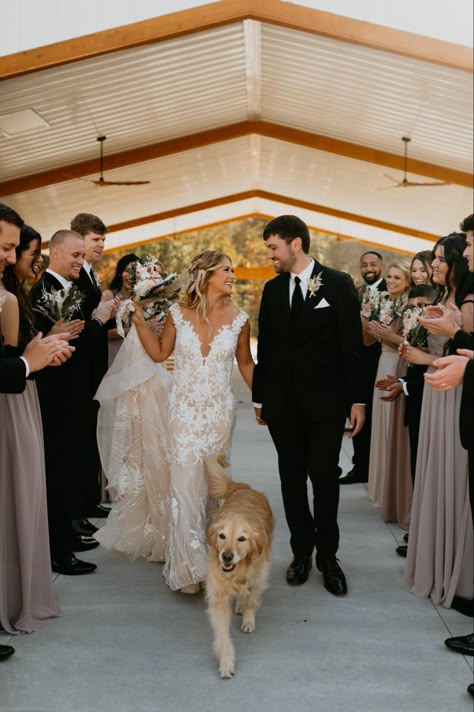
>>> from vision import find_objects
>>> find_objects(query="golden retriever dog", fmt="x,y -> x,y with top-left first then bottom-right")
205,454 -> 274,678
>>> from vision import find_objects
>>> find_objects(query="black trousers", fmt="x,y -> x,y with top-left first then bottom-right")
351,347 -> 380,475
268,399 -> 346,561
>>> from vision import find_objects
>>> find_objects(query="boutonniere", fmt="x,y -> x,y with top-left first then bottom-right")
93,270 -> 101,286
0,295 -> 5,313
307,271 -> 323,298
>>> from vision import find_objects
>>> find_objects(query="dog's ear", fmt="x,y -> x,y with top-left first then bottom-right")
207,521 -> 219,547
251,529 -> 263,557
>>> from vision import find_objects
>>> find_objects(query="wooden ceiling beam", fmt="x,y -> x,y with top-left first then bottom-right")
0,0 -> 471,80
1,120 -> 470,198
105,188 -> 439,242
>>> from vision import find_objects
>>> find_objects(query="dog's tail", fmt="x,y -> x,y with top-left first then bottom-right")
206,453 -> 249,500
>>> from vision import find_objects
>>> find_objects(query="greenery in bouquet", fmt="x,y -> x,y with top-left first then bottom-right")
33,283 -> 85,323
373,291 -> 404,326
360,288 -> 380,320
116,254 -> 182,336
401,305 -> 429,348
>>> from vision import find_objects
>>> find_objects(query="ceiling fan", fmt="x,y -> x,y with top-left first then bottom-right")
381,136 -> 450,188
89,135 -> 150,186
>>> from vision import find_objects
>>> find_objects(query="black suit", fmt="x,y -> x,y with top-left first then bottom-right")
30,271 -> 104,559
0,338 -> 26,393
350,278 -> 387,478
402,364 -> 427,483
74,267 -> 109,496
253,260 -> 365,560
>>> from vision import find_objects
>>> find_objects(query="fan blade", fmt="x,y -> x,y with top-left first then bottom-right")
90,179 -> 151,186
383,174 -> 400,184
401,180 -> 450,187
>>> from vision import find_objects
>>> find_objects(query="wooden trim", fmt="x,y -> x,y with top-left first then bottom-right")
47,188 -> 440,249
1,121 -> 470,197
1,0 -> 471,80
98,209 -> 415,260
104,188 -> 439,242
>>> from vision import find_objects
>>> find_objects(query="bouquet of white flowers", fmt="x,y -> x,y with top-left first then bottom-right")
116,255 -> 181,337
33,283 -> 85,323
360,289 -> 380,320
374,291 -> 404,326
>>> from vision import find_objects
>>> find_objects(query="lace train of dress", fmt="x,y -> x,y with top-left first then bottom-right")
94,325 -> 171,561
163,304 -> 248,591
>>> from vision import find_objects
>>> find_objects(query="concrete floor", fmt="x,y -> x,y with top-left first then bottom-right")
2,376 -> 473,712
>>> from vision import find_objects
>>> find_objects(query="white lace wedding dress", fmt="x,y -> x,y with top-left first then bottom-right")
94,325 -> 171,561
163,303 -> 249,590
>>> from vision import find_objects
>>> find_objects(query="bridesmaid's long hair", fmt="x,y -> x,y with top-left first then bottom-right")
2,224 -> 41,347
432,233 -> 469,306
109,253 -> 140,293
181,250 -> 232,329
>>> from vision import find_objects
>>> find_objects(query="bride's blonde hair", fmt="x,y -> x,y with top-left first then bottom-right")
181,250 -> 232,329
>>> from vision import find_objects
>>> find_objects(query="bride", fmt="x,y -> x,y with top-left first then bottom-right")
97,251 -> 254,594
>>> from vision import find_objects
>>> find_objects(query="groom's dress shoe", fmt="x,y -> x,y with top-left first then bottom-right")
86,504 -> 110,518
52,555 -> 97,575
317,557 -> 348,595
72,518 -> 98,536
0,645 -> 15,661
72,535 -> 100,552
444,633 -> 474,656
468,683 -> 474,699
286,556 -> 312,585
396,545 -> 408,558
339,469 -> 367,485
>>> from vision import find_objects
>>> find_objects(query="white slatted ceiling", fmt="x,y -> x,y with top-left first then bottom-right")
260,24 -> 473,172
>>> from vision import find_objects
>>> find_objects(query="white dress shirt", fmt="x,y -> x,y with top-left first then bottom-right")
289,259 -> 315,304
46,268 -> 71,289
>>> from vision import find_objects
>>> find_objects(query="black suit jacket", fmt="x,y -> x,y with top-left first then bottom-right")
74,267 -> 101,320
0,337 -> 26,393
460,360 -> 474,452
74,266 -> 109,391
253,260 -> 365,422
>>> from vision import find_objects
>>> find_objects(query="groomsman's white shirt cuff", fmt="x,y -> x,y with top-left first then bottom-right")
20,356 -> 30,378
398,378 -> 409,396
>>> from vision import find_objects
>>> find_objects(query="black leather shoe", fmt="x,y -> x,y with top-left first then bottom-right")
403,532 -> 409,543
468,683 -> 474,699
316,556 -> 348,595
71,535 -> 100,552
396,544 -> 408,558
72,518 -> 98,536
444,633 -> 474,656
86,504 -> 111,518
286,556 -> 312,585
0,645 -> 15,662
51,555 -> 97,575
339,469 -> 368,485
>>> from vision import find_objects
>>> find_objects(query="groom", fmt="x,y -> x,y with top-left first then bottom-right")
253,215 -> 365,595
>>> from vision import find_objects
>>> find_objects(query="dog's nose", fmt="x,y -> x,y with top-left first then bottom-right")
222,552 -> 234,564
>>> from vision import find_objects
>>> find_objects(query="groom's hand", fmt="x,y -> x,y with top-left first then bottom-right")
348,404 -> 365,438
254,406 -> 267,426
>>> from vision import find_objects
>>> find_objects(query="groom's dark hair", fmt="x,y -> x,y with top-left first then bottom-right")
263,215 -> 310,253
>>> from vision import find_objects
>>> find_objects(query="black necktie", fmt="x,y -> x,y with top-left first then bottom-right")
89,270 -> 100,293
291,276 -> 304,319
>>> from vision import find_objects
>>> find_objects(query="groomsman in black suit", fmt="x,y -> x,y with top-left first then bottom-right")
70,213 -> 111,519
0,205 -> 74,660
340,250 -> 386,484
253,215 -> 365,595
30,230 -> 115,575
